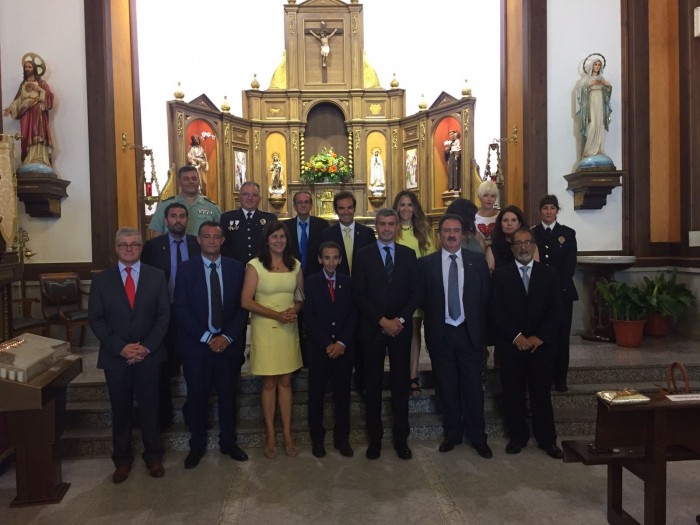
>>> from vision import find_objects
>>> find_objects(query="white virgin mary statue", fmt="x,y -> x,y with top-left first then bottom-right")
369,149 -> 385,193
576,53 -> 615,171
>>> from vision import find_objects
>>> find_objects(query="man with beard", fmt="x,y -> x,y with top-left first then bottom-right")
142,202 -> 200,428
489,228 -> 563,459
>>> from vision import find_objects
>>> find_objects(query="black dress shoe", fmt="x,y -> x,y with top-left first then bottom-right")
438,438 -> 460,453
506,441 -> 525,455
365,442 -> 381,460
540,444 -> 563,459
394,443 -> 412,460
334,441 -> 354,457
221,444 -> 248,462
312,442 -> 327,458
473,443 -> 493,459
553,384 -> 569,393
184,448 -> 205,469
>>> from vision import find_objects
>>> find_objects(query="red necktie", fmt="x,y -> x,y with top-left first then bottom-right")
125,267 -> 136,309
327,279 -> 335,302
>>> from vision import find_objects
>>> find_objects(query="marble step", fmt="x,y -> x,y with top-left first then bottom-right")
66,363 -> 700,402
59,405 -> 597,458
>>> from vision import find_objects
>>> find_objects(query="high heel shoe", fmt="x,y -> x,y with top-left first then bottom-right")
264,432 -> 277,459
284,437 -> 298,458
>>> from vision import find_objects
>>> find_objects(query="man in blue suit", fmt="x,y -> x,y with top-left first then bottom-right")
89,227 -> 171,483
303,241 -> 356,458
175,221 -> 249,469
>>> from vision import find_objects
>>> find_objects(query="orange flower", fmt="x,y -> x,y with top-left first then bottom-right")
329,165 -> 338,173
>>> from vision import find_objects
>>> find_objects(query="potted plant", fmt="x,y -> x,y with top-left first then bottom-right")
641,271 -> 696,336
596,280 -> 649,347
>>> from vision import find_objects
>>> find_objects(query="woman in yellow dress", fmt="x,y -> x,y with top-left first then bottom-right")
242,222 -> 303,458
393,190 -> 436,396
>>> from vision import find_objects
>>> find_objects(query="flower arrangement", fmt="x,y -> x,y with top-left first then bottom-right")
301,147 -> 353,184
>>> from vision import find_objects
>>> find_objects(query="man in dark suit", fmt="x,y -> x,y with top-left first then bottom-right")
319,190 -> 376,277
419,214 -> 493,458
283,191 -> 329,277
303,241 -> 356,458
88,227 -> 170,483
220,181 -> 276,264
175,221 -> 250,469
141,202 -> 201,428
353,208 -> 420,460
489,228 -> 563,459
532,194 -> 578,392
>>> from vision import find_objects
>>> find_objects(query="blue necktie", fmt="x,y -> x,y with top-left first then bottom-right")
384,246 -> 393,282
448,254 -> 460,321
521,266 -> 530,293
300,222 -> 308,270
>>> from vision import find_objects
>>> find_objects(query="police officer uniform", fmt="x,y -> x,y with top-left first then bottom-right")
220,208 -> 277,264
532,221 -> 578,391
149,194 -> 222,237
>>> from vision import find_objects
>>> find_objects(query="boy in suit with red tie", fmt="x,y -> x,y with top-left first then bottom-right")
303,241 -> 357,458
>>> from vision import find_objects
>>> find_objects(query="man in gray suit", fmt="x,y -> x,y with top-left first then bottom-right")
419,214 -> 492,458
89,227 -> 171,483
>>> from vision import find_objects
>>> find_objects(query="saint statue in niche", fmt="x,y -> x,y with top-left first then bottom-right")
575,53 -> 615,170
369,148 -> 385,194
443,129 -> 461,191
187,135 -> 209,194
3,53 -> 54,169
269,152 -> 285,194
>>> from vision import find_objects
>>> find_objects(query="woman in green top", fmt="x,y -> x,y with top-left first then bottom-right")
393,190 -> 436,396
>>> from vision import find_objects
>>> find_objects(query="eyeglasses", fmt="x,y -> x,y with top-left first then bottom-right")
117,243 -> 142,250
511,240 -> 535,247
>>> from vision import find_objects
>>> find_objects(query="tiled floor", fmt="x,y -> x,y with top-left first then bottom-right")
1,439 -> 699,524
2,335 -> 699,524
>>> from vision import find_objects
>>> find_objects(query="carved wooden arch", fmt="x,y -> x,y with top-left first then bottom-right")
301,98 -> 351,122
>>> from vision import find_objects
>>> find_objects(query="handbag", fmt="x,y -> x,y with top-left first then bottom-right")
659,361 -> 692,395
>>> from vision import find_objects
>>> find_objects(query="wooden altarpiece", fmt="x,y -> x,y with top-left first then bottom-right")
165,0 -> 477,223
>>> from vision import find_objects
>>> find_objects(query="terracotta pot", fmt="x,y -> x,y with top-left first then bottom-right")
644,314 -> 671,337
613,319 -> 646,348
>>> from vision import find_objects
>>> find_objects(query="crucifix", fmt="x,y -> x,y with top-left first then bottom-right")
305,20 -> 343,82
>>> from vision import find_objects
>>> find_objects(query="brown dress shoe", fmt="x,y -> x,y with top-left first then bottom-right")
147,462 -> 165,478
112,465 -> 131,484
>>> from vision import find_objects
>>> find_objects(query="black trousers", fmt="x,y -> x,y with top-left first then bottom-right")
307,345 -> 353,443
429,323 -> 487,445
498,345 -> 557,447
104,361 -> 163,467
362,329 -> 411,445
181,346 -> 243,451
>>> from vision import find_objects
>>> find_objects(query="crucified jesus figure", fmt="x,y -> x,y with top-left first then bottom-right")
309,28 -> 338,68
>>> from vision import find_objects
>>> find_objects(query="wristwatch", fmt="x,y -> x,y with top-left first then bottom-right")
399,317 -> 405,324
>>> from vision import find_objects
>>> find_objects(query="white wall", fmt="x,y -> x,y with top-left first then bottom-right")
1,0 -> 91,263
136,0 -> 501,195
547,0 -> 622,251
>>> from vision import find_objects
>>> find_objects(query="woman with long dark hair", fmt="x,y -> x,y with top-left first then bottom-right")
242,221 -> 303,458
